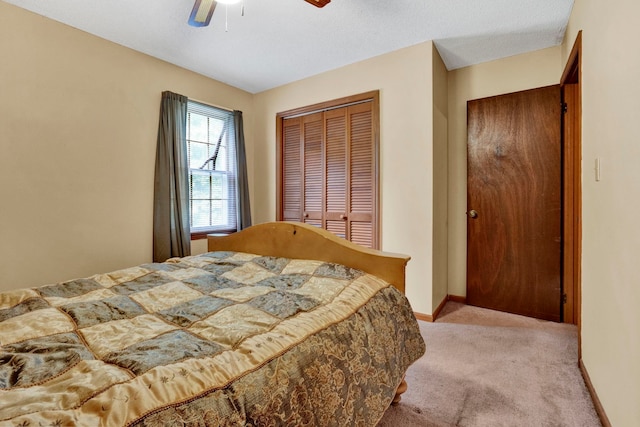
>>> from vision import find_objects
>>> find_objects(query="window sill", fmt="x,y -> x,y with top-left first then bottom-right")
191,230 -> 235,240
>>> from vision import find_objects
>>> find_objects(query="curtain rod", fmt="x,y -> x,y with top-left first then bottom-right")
188,97 -> 234,112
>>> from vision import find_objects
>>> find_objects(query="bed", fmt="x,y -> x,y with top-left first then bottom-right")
0,222 -> 425,426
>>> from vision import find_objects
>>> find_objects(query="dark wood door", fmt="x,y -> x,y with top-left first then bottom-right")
467,85 -> 562,321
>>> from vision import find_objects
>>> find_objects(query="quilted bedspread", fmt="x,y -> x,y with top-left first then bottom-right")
0,251 -> 425,426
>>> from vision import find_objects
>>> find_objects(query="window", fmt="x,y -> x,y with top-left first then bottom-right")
186,101 -> 237,237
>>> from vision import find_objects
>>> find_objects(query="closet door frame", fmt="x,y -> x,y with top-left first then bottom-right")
276,90 -> 380,248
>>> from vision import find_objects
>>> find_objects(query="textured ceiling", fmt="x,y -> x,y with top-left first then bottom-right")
3,0 -> 574,94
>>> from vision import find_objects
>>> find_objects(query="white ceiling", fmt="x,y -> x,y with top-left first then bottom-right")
3,0 -> 574,94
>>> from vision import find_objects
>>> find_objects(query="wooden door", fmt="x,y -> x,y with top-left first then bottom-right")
467,85 -> 562,322
323,103 -> 376,247
324,108 -> 348,239
277,91 -> 380,249
302,112 -> 324,228
280,113 -> 326,228
347,102 -> 376,248
281,117 -> 302,222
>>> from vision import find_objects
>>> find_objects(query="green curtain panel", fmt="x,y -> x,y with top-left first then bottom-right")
153,91 -> 191,262
233,110 -> 252,230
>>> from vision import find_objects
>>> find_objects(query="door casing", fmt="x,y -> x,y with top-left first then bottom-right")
560,31 -> 583,328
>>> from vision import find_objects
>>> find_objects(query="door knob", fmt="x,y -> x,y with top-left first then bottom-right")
468,210 -> 478,219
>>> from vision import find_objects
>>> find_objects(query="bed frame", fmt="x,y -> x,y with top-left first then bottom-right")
207,221 -> 410,293
207,221 -> 412,404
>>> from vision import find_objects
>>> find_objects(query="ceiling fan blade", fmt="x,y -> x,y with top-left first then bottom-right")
189,0 -> 217,27
304,0 -> 331,7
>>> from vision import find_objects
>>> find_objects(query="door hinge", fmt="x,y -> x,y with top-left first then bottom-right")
562,293 -> 568,304
561,102 -> 568,113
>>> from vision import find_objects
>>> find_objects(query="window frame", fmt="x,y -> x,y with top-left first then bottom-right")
186,101 -> 238,240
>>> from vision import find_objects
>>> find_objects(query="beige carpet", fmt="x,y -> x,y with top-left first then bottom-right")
378,302 -> 601,427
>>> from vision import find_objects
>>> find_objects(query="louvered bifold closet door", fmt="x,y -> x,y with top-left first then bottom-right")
278,92 -> 379,249
282,117 -> 303,221
302,112 -> 324,228
324,108 -> 348,239
348,102 -> 376,248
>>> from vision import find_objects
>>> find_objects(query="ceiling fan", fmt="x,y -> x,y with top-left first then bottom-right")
189,0 -> 331,27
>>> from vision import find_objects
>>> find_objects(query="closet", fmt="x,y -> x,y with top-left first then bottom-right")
276,91 -> 379,249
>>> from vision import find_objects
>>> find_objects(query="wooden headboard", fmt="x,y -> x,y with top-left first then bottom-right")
207,221 -> 410,293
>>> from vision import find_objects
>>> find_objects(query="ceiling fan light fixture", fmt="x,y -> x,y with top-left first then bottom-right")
304,0 -> 331,7
189,0 -> 327,29
188,0 -> 217,27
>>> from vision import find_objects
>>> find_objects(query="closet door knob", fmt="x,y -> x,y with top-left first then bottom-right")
340,214 -> 347,220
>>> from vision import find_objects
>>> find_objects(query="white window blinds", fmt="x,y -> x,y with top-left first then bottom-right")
186,101 -> 237,233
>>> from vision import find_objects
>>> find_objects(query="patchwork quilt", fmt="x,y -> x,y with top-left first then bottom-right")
0,251 -> 425,426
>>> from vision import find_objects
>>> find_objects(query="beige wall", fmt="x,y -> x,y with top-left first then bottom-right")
563,1 -> 640,425
253,42 -> 435,314
4,5 -> 638,423
446,46 -> 562,297
432,45 -> 449,312
0,3 -> 254,290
